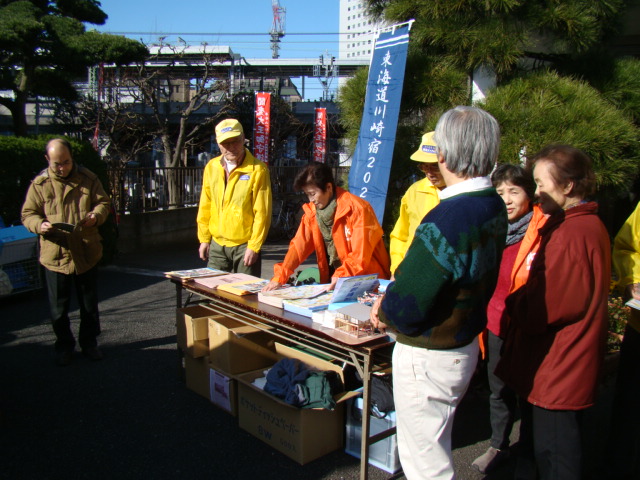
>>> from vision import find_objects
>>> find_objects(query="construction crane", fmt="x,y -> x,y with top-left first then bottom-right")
270,0 -> 286,59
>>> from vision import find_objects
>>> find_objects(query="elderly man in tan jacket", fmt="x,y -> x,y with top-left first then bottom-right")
22,138 -> 110,366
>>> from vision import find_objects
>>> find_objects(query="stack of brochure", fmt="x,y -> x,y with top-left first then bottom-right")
281,292 -> 334,317
258,284 -> 329,308
281,274 -> 379,318
164,267 -> 227,283
193,273 -> 264,293
216,278 -> 269,296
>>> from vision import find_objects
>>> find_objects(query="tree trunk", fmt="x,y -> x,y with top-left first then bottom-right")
11,93 -> 28,137
161,135 -> 181,209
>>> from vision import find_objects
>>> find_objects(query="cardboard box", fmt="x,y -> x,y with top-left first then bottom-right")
176,305 -> 213,358
210,368 -> 237,416
345,396 -> 401,474
208,315 -> 277,374
236,343 -> 356,464
185,355 -> 210,400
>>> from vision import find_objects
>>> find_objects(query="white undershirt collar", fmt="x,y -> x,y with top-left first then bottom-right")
438,176 -> 492,200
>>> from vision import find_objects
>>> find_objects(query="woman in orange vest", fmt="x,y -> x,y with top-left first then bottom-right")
472,164 -> 547,474
263,162 -> 390,291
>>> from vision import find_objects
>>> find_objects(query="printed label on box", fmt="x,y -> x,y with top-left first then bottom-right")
210,369 -> 232,412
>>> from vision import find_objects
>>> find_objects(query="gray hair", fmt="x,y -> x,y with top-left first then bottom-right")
434,106 -> 500,178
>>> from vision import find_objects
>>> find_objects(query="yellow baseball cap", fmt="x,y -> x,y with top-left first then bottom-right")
215,119 -> 244,143
410,131 -> 438,163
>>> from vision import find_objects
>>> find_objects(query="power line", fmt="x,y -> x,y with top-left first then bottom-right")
102,31 -> 342,36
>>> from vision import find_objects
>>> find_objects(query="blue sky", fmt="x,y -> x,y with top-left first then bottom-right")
96,0 -> 340,58
94,1 -> 340,98
95,0 -> 339,58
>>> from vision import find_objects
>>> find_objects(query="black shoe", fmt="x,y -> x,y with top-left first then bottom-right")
57,350 -> 74,366
82,346 -> 103,361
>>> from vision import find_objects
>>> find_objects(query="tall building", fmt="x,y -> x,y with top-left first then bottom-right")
338,0 -> 385,60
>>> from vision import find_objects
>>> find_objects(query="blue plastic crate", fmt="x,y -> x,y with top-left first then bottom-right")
0,226 -> 38,265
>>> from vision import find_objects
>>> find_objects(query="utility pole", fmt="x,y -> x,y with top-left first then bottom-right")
270,0 -> 286,59
313,52 -> 338,101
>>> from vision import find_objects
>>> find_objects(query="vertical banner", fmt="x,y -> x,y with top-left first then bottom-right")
313,107 -> 327,163
348,23 -> 412,224
254,92 -> 271,164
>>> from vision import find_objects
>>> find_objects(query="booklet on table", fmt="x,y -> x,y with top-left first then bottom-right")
165,267 -> 227,283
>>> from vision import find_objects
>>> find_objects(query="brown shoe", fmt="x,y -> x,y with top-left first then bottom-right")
82,346 -> 103,361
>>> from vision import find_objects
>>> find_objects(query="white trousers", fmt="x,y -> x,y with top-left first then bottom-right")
393,339 -> 479,480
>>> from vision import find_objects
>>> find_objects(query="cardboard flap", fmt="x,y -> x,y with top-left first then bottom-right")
334,390 -> 359,404
191,317 -> 209,341
232,324 -> 270,337
274,343 -> 344,381
236,343 -> 359,407
190,339 -> 209,358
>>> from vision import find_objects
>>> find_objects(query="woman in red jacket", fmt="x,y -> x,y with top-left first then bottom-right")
497,145 -> 611,480
263,162 -> 390,291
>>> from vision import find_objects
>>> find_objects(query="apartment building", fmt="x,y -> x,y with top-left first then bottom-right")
338,0 -> 385,60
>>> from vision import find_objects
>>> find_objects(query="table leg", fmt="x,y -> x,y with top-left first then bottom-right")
360,353 -> 372,480
175,282 -> 183,308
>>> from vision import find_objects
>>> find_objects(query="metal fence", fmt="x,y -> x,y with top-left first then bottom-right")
107,166 -> 204,214
106,164 -> 350,215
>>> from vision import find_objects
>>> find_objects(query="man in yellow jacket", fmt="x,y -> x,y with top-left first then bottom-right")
197,119 -> 272,277
21,138 -> 110,366
389,132 -> 445,275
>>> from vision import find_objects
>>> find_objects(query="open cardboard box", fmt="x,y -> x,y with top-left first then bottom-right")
208,315 -> 277,374
236,343 -> 358,464
176,305 -> 214,358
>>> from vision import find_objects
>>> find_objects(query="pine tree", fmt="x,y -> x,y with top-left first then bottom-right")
0,0 -> 147,136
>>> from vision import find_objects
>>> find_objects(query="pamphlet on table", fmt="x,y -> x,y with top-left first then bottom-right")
165,267 -> 227,283
281,273 -> 379,317
258,284 -> 329,308
216,278 -> 269,296
193,272 -> 263,290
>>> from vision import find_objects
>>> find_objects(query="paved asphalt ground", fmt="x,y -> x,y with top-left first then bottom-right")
0,239 -> 616,479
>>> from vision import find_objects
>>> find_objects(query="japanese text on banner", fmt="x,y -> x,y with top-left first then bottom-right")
254,92 -> 271,164
313,108 -> 327,163
347,25 -> 411,224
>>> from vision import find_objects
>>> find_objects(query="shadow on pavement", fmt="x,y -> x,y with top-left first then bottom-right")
0,248 -> 617,479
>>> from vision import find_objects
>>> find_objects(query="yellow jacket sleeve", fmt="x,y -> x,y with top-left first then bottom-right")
613,202 -> 640,288
247,165 -> 272,253
196,161 -> 214,244
389,191 -> 412,274
389,178 -> 440,274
